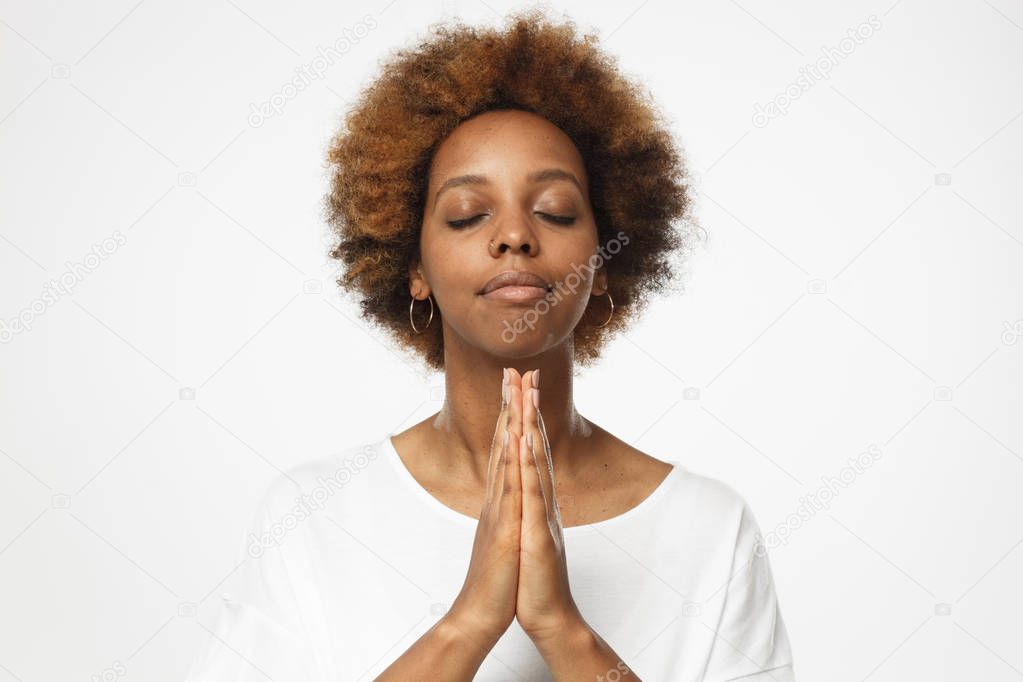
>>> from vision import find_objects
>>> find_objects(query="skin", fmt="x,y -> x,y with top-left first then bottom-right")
401,109 -> 672,517
381,109 -> 673,679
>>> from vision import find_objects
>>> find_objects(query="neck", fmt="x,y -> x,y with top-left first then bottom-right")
424,327 -> 594,487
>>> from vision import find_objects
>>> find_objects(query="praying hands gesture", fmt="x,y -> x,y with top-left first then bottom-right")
448,368 -> 640,680
512,367 -> 579,640
378,368 -> 639,680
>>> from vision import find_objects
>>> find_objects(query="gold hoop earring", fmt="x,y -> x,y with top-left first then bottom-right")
595,291 -> 614,327
409,294 -> 434,334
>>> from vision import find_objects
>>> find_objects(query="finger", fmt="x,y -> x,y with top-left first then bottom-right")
507,368 -> 523,412
502,411 -> 522,521
499,379 -> 523,516
485,368 -> 511,505
505,369 -> 523,442
521,371 -> 557,527
520,430 -> 550,536
531,408 -> 564,531
486,426 -> 510,507
520,370 -> 541,473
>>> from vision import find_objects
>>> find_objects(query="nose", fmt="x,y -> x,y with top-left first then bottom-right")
489,216 -> 539,256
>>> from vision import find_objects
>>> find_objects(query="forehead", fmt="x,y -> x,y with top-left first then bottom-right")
427,109 -> 588,190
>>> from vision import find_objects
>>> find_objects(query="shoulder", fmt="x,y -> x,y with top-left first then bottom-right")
666,466 -> 771,561
609,434 -> 750,519
249,438 -> 389,523
608,433 -> 760,539
599,430 -> 757,536
673,466 -> 751,516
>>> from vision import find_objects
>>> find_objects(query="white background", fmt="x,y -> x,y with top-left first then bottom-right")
1,0 -> 1021,680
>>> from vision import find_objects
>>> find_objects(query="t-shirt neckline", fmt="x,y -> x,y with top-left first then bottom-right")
381,433 -> 682,535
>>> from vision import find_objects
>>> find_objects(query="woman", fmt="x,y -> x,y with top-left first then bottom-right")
186,9 -> 794,681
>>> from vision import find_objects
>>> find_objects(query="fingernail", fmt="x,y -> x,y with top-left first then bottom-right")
527,432 -> 534,450
533,368 -> 540,389
502,368 -> 509,404
531,387 -> 539,410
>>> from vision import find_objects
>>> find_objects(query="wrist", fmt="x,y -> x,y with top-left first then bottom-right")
537,619 -> 597,673
441,609 -> 505,651
530,611 -> 592,656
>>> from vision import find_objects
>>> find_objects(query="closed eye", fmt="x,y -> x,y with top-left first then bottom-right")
446,214 -> 487,229
446,212 -> 576,229
539,212 -> 576,225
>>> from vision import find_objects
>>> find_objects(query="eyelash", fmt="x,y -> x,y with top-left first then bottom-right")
446,213 -> 576,229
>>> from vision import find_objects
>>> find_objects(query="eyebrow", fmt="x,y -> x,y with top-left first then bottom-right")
433,168 -> 584,207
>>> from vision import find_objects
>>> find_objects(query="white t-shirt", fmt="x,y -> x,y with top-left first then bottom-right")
185,435 -> 796,681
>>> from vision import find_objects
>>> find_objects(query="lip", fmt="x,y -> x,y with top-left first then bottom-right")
480,285 -> 550,302
478,270 -> 551,296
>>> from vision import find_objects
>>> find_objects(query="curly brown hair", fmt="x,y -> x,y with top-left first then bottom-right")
323,8 -> 700,371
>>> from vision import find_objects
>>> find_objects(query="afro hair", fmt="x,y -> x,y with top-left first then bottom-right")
323,7 -> 700,371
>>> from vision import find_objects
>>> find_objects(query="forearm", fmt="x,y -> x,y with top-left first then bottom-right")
375,613 -> 500,681
535,620 -> 642,682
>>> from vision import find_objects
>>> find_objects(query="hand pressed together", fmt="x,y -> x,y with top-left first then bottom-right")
446,367 -> 582,647
512,368 -> 583,643
442,368 -> 642,680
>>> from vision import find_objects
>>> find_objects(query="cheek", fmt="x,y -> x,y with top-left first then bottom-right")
552,241 -> 600,284
420,241 -> 482,301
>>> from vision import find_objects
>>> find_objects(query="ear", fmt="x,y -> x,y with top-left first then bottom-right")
408,258 -> 431,299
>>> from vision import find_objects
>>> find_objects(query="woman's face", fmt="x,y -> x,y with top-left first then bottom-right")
412,108 -> 607,360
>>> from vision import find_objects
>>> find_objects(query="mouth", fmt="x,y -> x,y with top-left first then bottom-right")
478,270 -> 553,301
480,285 -> 550,302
